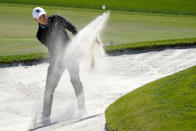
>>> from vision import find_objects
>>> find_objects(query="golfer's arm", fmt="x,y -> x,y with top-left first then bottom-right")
59,16 -> 78,35
36,33 -> 47,45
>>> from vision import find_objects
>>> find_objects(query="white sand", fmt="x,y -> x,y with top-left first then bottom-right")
1,47 -> 196,131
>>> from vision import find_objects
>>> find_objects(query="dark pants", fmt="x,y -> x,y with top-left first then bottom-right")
42,53 -> 85,118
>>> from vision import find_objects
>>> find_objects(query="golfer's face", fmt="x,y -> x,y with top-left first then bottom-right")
37,14 -> 48,24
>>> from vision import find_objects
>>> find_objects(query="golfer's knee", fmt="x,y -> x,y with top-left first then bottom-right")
70,78 -> 82,86
44,87 -> 55,97
70,79 -> 83,95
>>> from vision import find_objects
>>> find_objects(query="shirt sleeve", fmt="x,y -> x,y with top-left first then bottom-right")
36,30 -> 47,45
56,15 -> 78,35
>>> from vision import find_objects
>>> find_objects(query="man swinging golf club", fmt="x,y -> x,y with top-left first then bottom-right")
32,7 -> 85,125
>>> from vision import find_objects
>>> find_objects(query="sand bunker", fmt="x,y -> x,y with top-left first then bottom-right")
1,47 -> 196,131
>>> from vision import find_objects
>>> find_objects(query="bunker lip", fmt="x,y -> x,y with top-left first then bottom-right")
106,44 -> 196,56
1,45 -> 196,68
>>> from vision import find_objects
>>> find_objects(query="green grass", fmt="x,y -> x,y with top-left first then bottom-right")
1,3 -> 196,63
105,37 -> 196,53
1,0 -> 196,15
105,66 -> 196,131
0,52 -> 49,64
1,38 -> 196,64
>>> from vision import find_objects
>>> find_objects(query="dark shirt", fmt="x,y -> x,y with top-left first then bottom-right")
36,14 -> 78,57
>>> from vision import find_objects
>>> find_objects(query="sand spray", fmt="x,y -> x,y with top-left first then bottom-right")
62,11 -> 109,69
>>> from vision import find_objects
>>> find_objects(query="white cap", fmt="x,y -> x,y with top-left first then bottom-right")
32,7 -> 46,19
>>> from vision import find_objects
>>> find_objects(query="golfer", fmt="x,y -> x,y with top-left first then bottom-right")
32,7 -> 85,124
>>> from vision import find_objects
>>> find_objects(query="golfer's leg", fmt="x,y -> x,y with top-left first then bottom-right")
42,62 -> 65,118
68,63 -> 85,111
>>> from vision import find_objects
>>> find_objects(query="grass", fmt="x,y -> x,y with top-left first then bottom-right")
105,65 -> 196,131
105,37 -> 196,53
1,3 -> 196,63
0,52 -> 49,64
1,37 -> 196,64
1,0 -> 196,15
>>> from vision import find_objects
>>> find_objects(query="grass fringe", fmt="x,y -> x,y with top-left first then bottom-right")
1,38 -> 196,64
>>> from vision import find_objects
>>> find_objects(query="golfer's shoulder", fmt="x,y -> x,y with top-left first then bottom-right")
49,14 -> 68,22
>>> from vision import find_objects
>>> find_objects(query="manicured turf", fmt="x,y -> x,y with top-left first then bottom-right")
1,0 -> 196,15
1,37 -> 196,64
105,37 -> 196,53
105,66 -> 196,131
1,3 -> 196,63
0,52 -> 49,64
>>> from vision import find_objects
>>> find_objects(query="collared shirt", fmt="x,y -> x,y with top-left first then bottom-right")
39,24 -> 47,29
